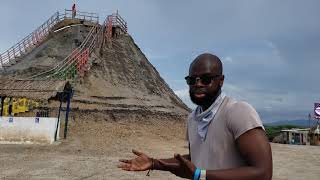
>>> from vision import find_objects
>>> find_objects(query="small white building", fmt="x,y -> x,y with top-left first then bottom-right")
280,128 -> 310,145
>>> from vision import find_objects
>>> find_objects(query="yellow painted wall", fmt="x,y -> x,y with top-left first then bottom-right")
0,97 -> 40,116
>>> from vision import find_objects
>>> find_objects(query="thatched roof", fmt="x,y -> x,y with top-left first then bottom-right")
0,79 -> 71,101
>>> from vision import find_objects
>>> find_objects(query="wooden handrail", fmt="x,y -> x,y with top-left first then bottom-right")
63,9 -> 99,23
50,25 -> 101,77
110,12 -> 127,32
0,11 -> 60,68
5,10 -> 128,82
0,10 -> 100,69
26,12 -> 127,80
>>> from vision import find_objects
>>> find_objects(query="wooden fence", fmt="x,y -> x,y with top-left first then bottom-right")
0,10 -> 99,69
0,12 -> 60,68
3,10 -> 128,82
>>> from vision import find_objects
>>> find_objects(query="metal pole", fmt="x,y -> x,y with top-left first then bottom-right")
54,99 -> 63,141
309,113 -> 311,130
63,91 -> 72,139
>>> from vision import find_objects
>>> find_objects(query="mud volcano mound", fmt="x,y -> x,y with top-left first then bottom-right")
0,12 -> 190,121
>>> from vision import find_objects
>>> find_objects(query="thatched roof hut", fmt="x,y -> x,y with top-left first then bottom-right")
0,78 -> 72,101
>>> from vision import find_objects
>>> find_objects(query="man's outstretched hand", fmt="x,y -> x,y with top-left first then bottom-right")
167,153 -> 195,179
118,149 -> 152,171
118,150 -> 196,179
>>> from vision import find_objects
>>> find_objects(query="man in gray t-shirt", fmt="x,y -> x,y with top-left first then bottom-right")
119,53 -> 272,180
187,96 -> 266,170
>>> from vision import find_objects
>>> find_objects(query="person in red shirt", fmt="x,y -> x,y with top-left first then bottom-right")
72,4 -> 76,18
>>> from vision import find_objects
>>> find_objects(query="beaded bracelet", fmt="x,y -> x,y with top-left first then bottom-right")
146,158 -> 154,176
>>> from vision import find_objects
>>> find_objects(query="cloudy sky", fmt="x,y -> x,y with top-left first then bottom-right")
0,0 -> 319,122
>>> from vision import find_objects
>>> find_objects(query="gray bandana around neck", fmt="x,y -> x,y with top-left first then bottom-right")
192,92 -> 226,141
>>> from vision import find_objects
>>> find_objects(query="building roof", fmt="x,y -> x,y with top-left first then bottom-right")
281,128 -> 310,133
0,78 -> 71,101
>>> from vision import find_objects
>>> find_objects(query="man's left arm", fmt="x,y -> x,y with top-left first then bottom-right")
172,128 -> 272,180
205,127 -> 272,180
171,101 -> 272,180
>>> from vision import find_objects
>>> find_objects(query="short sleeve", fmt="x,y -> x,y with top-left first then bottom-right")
227,101 -> 264,140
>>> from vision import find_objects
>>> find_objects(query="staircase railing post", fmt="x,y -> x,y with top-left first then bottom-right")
22,40 -> 26,53
56,11 -> 60,22
7,51 -> 10,62
18,44 -> 22,56
0,55 -> 4,68
12,48 -> 16,58
46,20 -> 50,34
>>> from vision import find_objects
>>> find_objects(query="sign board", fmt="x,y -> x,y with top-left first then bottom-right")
35,117 -> 39,123
315,103 -> 320,119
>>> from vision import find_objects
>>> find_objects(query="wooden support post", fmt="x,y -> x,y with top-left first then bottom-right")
46,20 -> 50,33
35,30 -> 39,44
12,48 -> 16,58
0,55 -> 4,68
18,44 -> 22,56
32,33 -> 36,46
0,96 -> 5,116
38,27 -> 42,41
22,40 -> 27,53
7,51 -> 10,61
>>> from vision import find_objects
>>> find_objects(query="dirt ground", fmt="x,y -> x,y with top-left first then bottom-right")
0,115 -> 320,180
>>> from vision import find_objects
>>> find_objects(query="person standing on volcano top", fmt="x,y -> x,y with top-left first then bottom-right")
72,4 -> 76,18
118,53 -> 272,180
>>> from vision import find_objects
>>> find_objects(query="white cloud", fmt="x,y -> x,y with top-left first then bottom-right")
174,83 -> 307,121
222,56 -> 233,63
174,88 -> 196,109
174,89 -> 188,97
223,82 -> 316,121
264,40 -> 282,60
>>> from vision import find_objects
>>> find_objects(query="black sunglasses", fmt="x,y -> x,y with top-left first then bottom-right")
184,74 -> 221,86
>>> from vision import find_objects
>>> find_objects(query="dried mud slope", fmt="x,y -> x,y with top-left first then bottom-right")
0,24 -> 190,117
73,34 -> 190,116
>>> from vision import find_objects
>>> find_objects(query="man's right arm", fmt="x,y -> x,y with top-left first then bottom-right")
152,144 -> 192,178
153,154 -> 191,171
118,145 -> 191,176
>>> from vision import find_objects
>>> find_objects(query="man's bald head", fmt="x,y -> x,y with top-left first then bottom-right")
189,53 -> 223,75
187,53 -> 224,109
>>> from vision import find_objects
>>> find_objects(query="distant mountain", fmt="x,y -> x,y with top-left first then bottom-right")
265,119 -> 319,127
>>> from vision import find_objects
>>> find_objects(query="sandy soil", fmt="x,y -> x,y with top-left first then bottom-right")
0,115 -> 319,180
